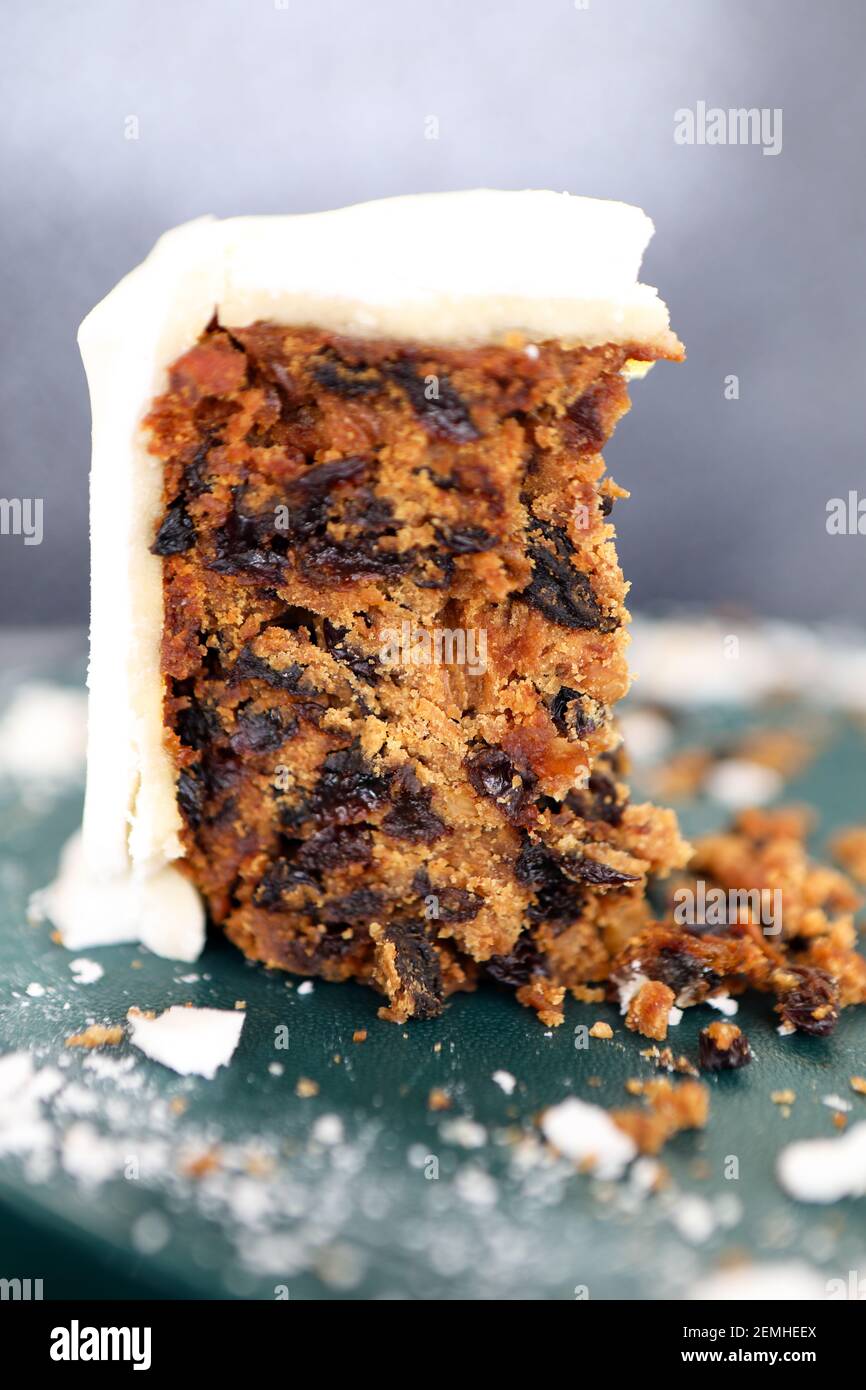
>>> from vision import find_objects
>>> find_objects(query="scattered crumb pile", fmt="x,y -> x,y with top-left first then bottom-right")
610,807 -> 866,1045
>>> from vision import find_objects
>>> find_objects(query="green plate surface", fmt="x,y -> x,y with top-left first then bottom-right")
1,632 -> 865,1300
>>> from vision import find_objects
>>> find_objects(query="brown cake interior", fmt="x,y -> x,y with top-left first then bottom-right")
145,321 -> 688,1024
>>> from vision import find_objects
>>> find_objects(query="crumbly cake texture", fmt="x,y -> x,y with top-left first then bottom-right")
611,807 -> 866,1041
146,321 -> 690,1023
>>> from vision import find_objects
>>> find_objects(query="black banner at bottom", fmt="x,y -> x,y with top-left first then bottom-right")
0,1296 -> 855,1374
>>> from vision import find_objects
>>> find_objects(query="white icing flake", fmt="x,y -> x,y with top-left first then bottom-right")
822,1094 -> 853,1113
704,759 -> 783,809
691,1262 -> 829,1301
127,1006 -> 245,1079
707,992 -> 739,1017
439,1117 -> 487,1150
69,958 -> 104,985
776,1122 -> 866,1203
540,1097 -> 636,1179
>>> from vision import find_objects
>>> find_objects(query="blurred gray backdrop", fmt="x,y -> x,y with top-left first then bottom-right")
2,0 -> 864,625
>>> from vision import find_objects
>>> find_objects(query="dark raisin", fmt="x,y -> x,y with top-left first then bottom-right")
560,855 -> 639,888
301,537 -> 413,583
566,771 -> 626,827
549,687 -> 600,740
649,945 -> 720,1001
200,749 -> 241,802
385,360 -> 479,442
382,768 -> 447,845
411,868 -> 483,923
699,1024 -> 752,1072
466,747 -> 515,800
514,841 -> 586,926
297,824 -> 372,874
414,465 -> 460,490
312,356 -> 381,399
412,547 -> 454,589
151,499 -> 195,556
433,524 -> 495,554
464,745 -> 537,827
515,840 -> 556,887
776,967 -> 839,1037
230,646 -> 306,692
253,853 -> 317,909
182,433 -> 218,497
175,697 -> 221,750
321,888 -> 383,926
283,468 -> 416,584
177,766 -> 206,829
230,705 -> 295,754
314,928 -> 366,961
485,933 -> 547,987
309,744 -> 392,823
323,619 -> 381,686
381,919 -> 444,1020
207,495 -> 287,584
286,456 -> 370,530
270,606 -> 321,639
521,540 -> 616,632
599,494 -> 615,518
566,383 -> 606,451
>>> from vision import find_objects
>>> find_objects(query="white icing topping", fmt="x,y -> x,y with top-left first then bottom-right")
40,831 -> 205,962
75,190 -> 677,900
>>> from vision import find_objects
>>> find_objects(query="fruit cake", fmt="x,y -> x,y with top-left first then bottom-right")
49,190 -> 690,1023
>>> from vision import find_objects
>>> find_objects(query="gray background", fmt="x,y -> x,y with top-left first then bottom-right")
2,0 -> 864,625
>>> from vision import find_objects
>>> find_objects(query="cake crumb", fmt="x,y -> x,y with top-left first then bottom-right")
65,1024 -> 123,1049
570,984 -> 605,1004
352,1029 -> 367,1044
428,1087 -> 452,1112
612,1078 -> 710,1155
295,1077 -> 319,1098
771,1089 -> 796,1105
589,1021 -> 613,1040
850,1075 -> 866,1095
516,978 -> 565,1028
639,1045 -> 699,1077
830,825 -> 866,884
182,1148 -> 222,1179
625,980 -> 676,1041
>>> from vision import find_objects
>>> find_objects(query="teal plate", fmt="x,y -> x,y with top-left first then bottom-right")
1,633 -> 865,1300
